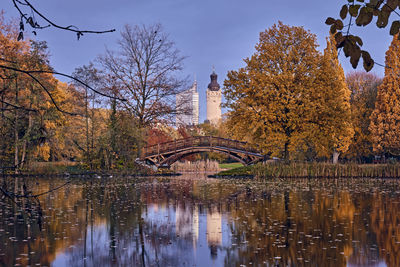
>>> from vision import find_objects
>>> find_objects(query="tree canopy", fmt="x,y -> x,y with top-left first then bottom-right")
370,34 -> 400,156
223,22 -> 321,160
224,23 -> 354,162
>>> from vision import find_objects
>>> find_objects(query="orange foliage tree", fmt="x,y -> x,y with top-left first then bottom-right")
345,71 -> 381,162
310,35 -> 354,163
370,34 -> 400,156
223,22 -> 321,160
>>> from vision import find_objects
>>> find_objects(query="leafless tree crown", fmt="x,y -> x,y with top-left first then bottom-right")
99,24 -> 187,126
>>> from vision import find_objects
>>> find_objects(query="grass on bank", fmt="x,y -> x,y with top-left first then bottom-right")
28,161 -> 83,174
219,162 -> 244,170
216,162 -> 400,178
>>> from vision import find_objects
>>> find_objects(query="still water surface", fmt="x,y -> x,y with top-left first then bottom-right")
1,175 -> 400,266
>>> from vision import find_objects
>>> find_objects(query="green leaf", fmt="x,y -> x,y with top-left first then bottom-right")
356,7 -> 373,26
390,21 -> 400,35
325,17 -> 336,25
330,24 -> 337,34
335,19 -> 344,30
361,50 -> 374,72
387,0 -> 399,10
348,35 -> 363,46
340,5 -> 348,20
334,32 -> 345,48
377,10 -> 390,28
349,4 -> 361,16
350,47 -> 361,68
354,36 -> 363,46
343,41 -> 352,58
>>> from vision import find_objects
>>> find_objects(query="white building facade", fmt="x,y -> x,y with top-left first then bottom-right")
176,81 -> 199,126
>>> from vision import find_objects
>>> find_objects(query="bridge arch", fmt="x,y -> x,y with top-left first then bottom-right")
157,147 -> 249,166
141,136 -> 266,168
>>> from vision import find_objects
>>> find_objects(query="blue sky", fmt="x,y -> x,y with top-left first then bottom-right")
2,0 -> 392,122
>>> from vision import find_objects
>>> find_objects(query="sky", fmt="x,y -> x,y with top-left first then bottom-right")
1,0 -> 393,122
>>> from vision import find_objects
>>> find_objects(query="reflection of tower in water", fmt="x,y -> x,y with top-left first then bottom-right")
206,206 -> 222,259
175,204 -> 192,238
192,205 -> 199,249
175,204 -> 199,248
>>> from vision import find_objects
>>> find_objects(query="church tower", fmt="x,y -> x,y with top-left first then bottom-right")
206,70 -> 222,125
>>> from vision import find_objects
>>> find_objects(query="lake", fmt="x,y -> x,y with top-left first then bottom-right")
1,175 -> 399,266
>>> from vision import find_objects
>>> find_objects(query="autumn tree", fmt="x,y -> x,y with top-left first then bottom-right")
223,22 -> 321,160
310,35 -> 354,163
72,63 -> 106,168
370,34 -> 400,156
345,71 -> 381,162
0,16 -> 71,168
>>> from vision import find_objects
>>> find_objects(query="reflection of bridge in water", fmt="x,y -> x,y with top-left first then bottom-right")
141,136 -> 266,168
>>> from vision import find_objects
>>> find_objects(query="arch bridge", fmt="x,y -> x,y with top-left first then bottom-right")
141,136 -> 266,168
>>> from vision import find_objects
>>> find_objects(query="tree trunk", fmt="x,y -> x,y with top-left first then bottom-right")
284,142 -> 289,161
20,110 -> 32,170
85,87 -> 91,169
332,150 -> 340,164
14,80 -> 19,172
14,117 -> 19,169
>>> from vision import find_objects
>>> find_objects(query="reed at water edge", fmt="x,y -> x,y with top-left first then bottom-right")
171,160 -> 220,173
218,162 -> 400,179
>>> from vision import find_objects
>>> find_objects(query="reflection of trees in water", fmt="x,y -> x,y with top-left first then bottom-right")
370,192 -> 400,267
63,178 -> 196,266
0,177 -> 79,266
220,181 -> 393,266
2,177 -> 400,266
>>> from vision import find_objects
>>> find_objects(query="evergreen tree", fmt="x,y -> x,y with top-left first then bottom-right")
310,35 -> 354,163
370,35 -> 400,156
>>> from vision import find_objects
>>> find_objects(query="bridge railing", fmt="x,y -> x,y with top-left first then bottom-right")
142,136 -> 260,158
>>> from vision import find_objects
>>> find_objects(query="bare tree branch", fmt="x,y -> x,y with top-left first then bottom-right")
98,24 -> 188,127
0,98 -> 38,112
1,64 -> 79,115
12,0 -> 115,39
0,64 -> 126,99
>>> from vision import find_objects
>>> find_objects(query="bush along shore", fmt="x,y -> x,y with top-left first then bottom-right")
212,162 -> 400,179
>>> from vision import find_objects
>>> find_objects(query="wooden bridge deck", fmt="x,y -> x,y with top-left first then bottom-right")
141,136 -> 265,167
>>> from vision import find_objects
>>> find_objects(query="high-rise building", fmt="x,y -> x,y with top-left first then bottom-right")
192,81 -> 199,125
206,70 -> 222,125
176,80 -> 199,126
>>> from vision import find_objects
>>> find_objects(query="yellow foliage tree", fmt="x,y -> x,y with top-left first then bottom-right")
370,34 -> 400,156
310,35 -> 354,163
224,22 -> 320,160
0,14 -> 71,166
345,71 -> 381,162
